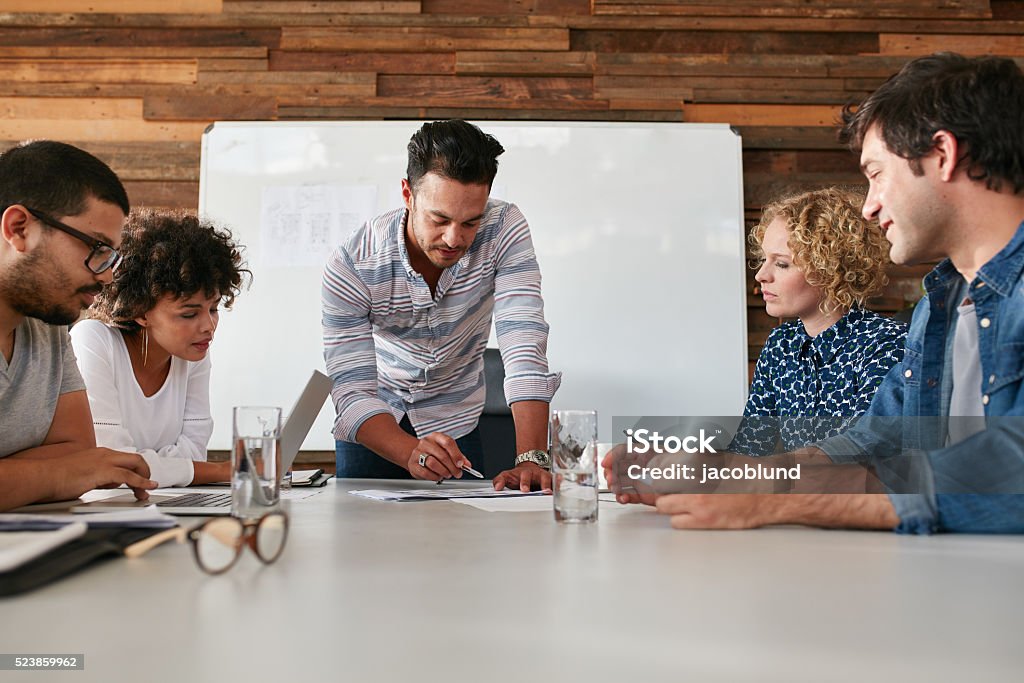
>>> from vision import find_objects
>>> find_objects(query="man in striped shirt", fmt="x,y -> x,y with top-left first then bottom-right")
322,120 -> 561,490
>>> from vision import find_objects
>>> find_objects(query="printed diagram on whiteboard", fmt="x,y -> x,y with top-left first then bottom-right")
259,184 -> 378,268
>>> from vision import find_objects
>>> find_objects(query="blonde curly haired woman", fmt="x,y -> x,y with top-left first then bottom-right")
729,187 -> 908,456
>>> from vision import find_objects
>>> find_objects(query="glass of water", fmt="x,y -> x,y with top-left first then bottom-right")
551,409 -> 599,523
232,406 -> 282,520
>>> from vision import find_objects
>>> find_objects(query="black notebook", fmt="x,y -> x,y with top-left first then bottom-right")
0,527 -> 165,597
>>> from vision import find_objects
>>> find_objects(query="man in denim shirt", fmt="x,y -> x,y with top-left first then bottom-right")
618,53 -> 1024,533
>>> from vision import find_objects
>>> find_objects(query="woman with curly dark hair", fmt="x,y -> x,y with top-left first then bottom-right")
70,208 -> 249,487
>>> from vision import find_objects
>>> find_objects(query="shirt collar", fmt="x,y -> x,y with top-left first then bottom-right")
976,219 -> 1024,297
790,307 -> 865,364
396,209 -> 417,277
925,219 -> 1024,299
394,207 -> 473,305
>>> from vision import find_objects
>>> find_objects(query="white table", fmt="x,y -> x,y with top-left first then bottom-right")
2,480 -> 1023,682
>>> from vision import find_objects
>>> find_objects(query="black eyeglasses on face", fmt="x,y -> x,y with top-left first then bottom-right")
25,207 -> 122,274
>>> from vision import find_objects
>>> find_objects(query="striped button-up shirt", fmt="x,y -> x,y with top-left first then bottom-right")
322,199 -> 561,442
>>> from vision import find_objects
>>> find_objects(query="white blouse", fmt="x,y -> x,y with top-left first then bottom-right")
70,319 -> 213,487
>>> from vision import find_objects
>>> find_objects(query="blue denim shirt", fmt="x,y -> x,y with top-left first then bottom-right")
820,220 -> 1024,534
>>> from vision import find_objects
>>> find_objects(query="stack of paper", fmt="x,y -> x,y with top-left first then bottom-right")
453,496 -> 632,514
0,507 -> 178,531
156,486 -> 325,501
0,523 -> 88,572
349,487 -> 548,502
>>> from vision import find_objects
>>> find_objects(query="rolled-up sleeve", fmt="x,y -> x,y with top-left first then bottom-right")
816,363 -> 940,532
887,494 -> 938,534
818,430 -> 939,534
491,203 -> 561,404
322,246 -> 393,442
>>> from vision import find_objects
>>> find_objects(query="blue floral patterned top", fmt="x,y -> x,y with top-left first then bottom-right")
729,307 -> 907,456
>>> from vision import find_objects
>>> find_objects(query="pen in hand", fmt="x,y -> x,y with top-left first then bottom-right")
436,464 -> 484,484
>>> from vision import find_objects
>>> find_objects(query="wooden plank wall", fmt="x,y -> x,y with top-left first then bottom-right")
2,0 -> 1022,379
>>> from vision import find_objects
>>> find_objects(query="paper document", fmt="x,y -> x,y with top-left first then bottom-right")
453,496 -> 629,514
451,497 -> 554,513
260,184 -> 377,268
349,487 -> 547,502
0,522 -> 88,571
158,487 -> 325,501
0,507 -> 177,531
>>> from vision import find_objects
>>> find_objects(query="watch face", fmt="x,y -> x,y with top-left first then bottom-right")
536,452 -> 551,467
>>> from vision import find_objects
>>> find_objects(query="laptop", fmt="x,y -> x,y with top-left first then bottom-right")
72,370 -> 333,516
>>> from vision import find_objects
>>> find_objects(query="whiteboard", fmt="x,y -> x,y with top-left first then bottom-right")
199,121 -> 747,449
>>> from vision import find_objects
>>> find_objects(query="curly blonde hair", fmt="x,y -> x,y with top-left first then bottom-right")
749,187 -> 890,315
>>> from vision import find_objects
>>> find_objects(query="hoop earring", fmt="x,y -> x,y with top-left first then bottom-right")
142,328 -> 149,367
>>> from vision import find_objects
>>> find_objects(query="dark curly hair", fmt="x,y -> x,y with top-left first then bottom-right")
89,208 -> 249,331
840,52 -> 1024,194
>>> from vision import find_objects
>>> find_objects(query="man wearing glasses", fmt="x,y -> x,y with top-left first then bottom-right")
0,140 -> 156,511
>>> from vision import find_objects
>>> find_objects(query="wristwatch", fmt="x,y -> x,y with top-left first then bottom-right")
514,449 -> 551,469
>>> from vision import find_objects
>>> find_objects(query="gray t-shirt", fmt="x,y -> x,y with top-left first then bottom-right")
947,290 -> 986,445
0,317 -> 86,458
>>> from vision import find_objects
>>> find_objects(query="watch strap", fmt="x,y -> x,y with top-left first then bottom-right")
514,449 -> 551,469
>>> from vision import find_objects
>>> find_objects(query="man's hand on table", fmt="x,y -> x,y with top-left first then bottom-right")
602,443 -> 659,506
492,462 -> 551,492
406,432 -> 472,482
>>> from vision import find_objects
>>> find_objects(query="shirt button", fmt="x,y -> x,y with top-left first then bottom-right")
904,369 -> 913,378
975,281 -> 986,288
989,374 -> 997,385
983,395 -> 990,405
927,378 -> 937,388
980,317 -> 991,328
